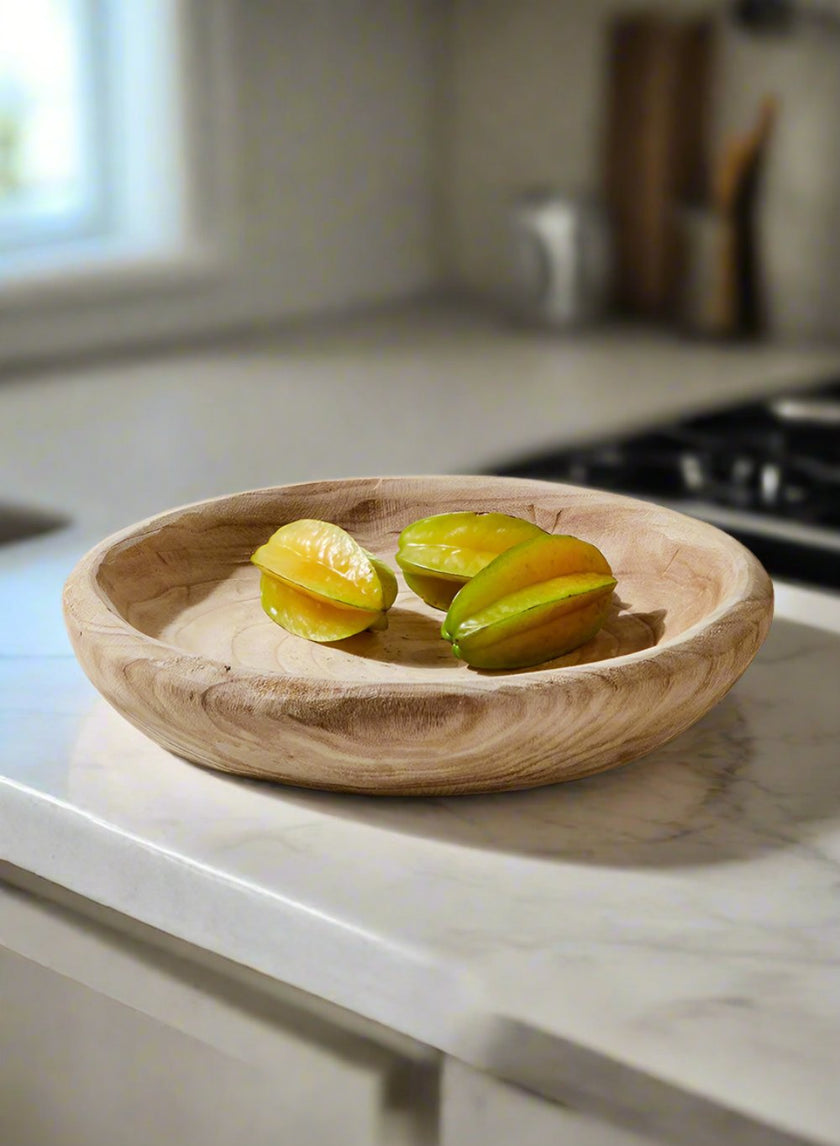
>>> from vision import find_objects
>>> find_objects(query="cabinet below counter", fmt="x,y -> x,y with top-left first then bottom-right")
0,872 -> 785,1146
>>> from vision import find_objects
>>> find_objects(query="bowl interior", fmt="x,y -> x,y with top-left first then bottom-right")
94,477 -> 745,682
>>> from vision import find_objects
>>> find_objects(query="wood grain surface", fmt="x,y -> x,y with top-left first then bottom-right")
63,476 -> 774,795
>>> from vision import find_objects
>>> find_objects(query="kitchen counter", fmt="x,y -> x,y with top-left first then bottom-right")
3,306 -> 840,1145
4,302 -> 840,549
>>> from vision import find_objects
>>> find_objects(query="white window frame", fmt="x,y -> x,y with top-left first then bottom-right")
0,0 -> 239,365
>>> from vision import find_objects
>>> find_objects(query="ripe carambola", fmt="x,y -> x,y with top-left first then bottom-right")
396,511 -> 546,611
442,533 -> 617,669
251,519 -> 397,642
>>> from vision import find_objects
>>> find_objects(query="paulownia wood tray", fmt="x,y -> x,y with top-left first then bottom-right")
63,476 -> 773,795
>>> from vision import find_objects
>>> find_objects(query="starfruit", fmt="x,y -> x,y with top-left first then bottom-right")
396,511 -> 547,611
251,520 -> 397,642
442,533 -> 616,669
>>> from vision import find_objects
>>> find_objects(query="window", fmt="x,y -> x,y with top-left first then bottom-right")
0,0 -> 217,289
0,0 -> 104,256
0,0 -> 240,366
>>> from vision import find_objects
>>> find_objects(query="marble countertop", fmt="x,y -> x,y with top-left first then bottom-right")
3,305 -> 840,1145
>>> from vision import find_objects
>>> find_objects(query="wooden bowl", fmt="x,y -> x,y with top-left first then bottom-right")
63,476 -> 773,795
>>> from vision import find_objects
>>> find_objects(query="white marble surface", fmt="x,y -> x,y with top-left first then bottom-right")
3,306 -> 840,1145
4,302 -> 840,546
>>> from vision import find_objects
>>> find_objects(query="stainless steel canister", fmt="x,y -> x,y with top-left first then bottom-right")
508,192 -> 613,328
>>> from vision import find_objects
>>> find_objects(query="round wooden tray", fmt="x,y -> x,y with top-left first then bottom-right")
63,476 -> 773,795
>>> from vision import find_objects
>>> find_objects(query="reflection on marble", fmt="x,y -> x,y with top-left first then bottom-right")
69,690 -> 758,865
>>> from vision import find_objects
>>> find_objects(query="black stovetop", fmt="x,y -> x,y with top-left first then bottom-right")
493,376 -> 840,590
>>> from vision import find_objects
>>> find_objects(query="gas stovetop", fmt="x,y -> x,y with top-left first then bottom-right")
493,376 -> 840,591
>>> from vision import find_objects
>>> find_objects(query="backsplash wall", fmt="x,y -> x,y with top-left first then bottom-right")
714,21 -> 840,341
439,0 -> 840,342
7,0 -> 839,365
234,0 -> 444,313
440,0 -> 720,301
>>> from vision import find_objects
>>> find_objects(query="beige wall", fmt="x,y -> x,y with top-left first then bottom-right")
441,0 -> 611,297
233,0 -> 446,313
439,0 -> 840,340
8,0 -> 839,364
440,0 -> 721,300
715,20 -> 840,340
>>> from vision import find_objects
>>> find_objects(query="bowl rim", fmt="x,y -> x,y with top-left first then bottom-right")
63,474 -> 774,692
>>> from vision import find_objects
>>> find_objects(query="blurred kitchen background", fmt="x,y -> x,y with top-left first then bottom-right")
2,0 -> 840,606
